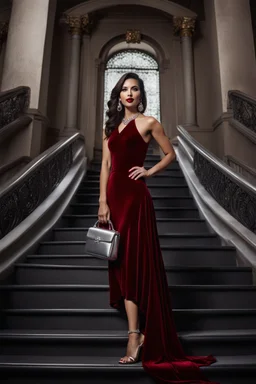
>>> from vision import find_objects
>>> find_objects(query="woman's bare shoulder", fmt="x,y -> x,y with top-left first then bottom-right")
140,115 -> 160,130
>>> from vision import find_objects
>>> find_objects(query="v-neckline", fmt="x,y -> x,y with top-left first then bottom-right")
117,119 -> 134,135
116,118 -> 149,146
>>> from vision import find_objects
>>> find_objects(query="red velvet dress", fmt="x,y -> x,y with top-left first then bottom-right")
106,119 -> 217,384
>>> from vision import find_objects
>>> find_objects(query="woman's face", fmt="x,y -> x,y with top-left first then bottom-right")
119,78 -> 141,110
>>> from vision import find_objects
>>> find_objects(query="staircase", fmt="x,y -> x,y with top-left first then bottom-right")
1,151 -> 256,384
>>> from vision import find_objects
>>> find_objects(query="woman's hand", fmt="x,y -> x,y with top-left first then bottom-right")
128,166 -> 150,180
98,202 -> 110,224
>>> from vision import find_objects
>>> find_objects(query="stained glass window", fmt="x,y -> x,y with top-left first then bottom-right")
104,50 -> 160,122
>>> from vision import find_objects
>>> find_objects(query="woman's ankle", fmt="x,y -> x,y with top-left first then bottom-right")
128,329 -> 140,335
128,332 -> 140,339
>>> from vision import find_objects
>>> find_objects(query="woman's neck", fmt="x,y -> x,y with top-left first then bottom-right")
124,108 -> 139,119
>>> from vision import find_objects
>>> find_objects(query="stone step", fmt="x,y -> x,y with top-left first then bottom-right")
90,160 -> 180,171
59,216 -> 210,233
80,175 -> 187,186
52,229 -> 220,246
3,308 -> 256,332
1,329 -> 256,357
26,246 -> 237,267
77,185 -> 191,196
36,241 -> 236,260
14,264 -> 252,286
2,284 -> 256,310
71,195 -> 196,207
85,168 -> 184,178
0,354 -> 255,384
67,205 -> 199,218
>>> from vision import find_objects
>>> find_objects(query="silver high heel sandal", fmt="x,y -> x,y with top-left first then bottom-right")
119,329 -> 144,364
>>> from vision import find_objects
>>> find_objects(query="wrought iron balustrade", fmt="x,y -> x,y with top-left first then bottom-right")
228,90 -> 256,134
0,86 -> 30,129
194,151 -> 256,234
0,134 -> 83,240
178,125 -> 256,234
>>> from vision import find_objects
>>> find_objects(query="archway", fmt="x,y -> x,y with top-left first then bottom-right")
104,49 -> 160,122
66,0 -> 196,158
65,0 -> 196,18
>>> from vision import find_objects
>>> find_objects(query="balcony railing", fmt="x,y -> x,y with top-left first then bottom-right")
177,125 -> 256,234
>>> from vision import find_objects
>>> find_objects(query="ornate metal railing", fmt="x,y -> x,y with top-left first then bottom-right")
0,133 -> 83,240
194,152 -> 256,233
0,86 -> 30,129
224,155 -> 256,186
228,90 -> 256,134
178,125 -> 256,234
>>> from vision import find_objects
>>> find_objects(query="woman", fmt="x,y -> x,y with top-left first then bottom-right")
98,72 -> 217,384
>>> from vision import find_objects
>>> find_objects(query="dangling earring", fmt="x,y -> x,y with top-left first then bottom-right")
138,101 -> 144,112
117,99 -> 122,112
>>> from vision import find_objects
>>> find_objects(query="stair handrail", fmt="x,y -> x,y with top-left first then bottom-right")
177,125 -> 256,234
0,132 -> 85,240
228,89 -> 256,106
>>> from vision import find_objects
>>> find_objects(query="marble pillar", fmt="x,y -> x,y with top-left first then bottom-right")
62,14 -> 94,136
1,0 -> 50,109
63,16 -> 82,134
0,0 -> 56,160
173,16 -> 197,127
207,0 -> 256,110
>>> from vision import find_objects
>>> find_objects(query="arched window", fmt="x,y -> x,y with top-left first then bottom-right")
104,50 -> 160,122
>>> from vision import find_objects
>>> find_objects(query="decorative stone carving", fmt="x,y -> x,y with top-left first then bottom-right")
173,16 -> 196,37
194,151 -> 256,234
65,15 -> 82,36
64,14 -> 95,36
125,29 -> 141,44
81,14 -> 95,35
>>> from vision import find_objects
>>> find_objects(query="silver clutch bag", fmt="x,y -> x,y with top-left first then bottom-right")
85,220 -> 120,261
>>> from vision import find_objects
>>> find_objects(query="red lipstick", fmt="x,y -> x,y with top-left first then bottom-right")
126,98 -> 134,103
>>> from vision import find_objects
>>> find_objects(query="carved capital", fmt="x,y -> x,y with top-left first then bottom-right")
65,15 -> 82,36
173,16 -> 196,38
126,30 -> 141,44
81,14 -> 95,35
0,21 -> 8,47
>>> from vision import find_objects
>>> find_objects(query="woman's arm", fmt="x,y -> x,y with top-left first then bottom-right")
129,118 -> 176,180
98,130 -> 111,223
146,118 -> 176,177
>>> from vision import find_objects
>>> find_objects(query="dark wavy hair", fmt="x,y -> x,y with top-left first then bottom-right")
104,72 -> 147,138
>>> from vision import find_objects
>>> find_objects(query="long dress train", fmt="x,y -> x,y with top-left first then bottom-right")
106,119 -> 218,384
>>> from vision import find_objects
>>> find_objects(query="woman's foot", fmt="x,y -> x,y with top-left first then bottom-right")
119,330 -> 144,364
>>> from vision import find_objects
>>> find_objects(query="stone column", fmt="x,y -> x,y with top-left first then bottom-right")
62,16 -> 82,135
204,0 -> 256,170
1,0 -> 51,108
0,0 -> 56,160
173,16 -> 197,127
205,0 -> 256,111
62,14 -> 95,137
